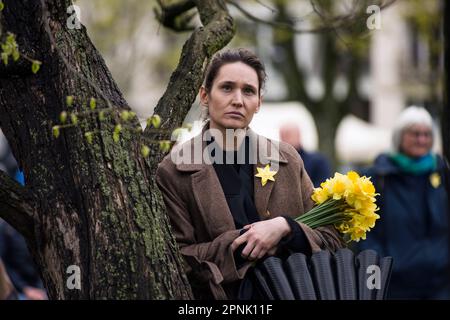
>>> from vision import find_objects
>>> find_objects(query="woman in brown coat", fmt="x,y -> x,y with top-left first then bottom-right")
156,48 -> 343,299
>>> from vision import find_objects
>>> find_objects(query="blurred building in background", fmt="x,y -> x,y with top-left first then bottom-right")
76,0 -> 444,168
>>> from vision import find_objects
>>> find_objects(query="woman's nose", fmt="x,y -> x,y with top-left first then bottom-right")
231,90 -> 243,107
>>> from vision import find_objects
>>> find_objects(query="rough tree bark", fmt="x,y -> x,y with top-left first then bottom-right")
0,0 -> 234,299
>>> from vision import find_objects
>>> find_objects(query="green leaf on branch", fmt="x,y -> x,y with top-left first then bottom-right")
52,126 -> 60,138
0,1 -> 5,11
147,114 -> 161,128
12,49 -> 20,61
141,145 -> 150,158
159,140 -> 171,153
1,52 -> 8,65
59,111 -> 68,123
66,96 -> 74,106
114,124 -> 122,134
85,132 -> 93,144
70,114 -> 78,125
121,111 -> 136,122
31,60 -> 41,74
90,98 -> 96,110
113,124 -> 122,142
120,111 -> 130,121
172,128 -> 183,140
99,111 -> 106,121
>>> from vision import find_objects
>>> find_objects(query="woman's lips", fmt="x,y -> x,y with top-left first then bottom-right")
226,111 -> 244,118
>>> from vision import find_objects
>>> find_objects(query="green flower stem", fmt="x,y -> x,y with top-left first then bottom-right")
300,200 -> 345,217
305,214 -> 349,229
298,212 -> 347,226
296,203 -> 347,223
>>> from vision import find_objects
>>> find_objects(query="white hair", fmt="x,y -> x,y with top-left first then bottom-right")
392,106 -> 434,153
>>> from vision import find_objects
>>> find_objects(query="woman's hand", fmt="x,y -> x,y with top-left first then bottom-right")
231,217 -> 291,261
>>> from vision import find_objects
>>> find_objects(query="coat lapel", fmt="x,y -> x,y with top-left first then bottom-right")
175,126 -> 235,238
190,166 -> 236,238
253,165 -> 276,219
247,129 -> 288,219
174,126 -> 289,235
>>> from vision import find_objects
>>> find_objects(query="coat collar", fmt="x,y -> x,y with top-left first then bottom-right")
173,125 -> 288,172
170,125 -> 288,236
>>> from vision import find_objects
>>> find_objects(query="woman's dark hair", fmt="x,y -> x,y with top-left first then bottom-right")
203,48 -> 267,95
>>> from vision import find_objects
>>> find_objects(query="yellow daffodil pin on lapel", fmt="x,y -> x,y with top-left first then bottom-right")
255,164 -> 277,186
430,172 -> 441,188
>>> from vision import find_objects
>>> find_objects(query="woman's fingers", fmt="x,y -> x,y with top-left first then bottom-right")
241,241 -> 256,259
248,245 -> 263,261
267,246 -> 278,256
257,249 -> 267,260
231,232 -> 248,251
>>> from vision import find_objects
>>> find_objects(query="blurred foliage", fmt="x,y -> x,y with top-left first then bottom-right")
75,0 -> 443,137
403,0 -> 441,55
76,0 -> 189,116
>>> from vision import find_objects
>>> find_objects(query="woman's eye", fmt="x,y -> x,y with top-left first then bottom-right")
221,85 -> 232,92
244,87 -> 256,95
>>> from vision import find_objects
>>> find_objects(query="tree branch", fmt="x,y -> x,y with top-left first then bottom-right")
0,170 -> 35,240
145,0 -> 234,152
228,0 -> 397,34
154,0 -> 197,32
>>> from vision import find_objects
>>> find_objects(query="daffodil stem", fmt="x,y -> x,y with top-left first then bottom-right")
303,213 -> 349,229
298,212 -> 346,225
296,201 -> 347,224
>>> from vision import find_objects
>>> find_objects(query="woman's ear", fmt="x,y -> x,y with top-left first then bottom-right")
199,86 -> 208,106
256,95 -> 263,113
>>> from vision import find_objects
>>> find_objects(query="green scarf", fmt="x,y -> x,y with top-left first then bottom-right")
389,152 -> 436,175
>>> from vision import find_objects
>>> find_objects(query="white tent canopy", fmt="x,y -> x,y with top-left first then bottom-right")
178,101 -> 319,152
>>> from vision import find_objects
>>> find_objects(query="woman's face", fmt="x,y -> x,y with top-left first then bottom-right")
400,124 -> 433,158
200,62 -> 261,132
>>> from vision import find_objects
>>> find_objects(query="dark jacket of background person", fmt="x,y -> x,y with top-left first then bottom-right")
278,123 -> 332,188
0,259 -> 17,300
156,128 -> 344,299
0,221 -> 44,295
298,149 -> 332,188
357,154 -> 449,299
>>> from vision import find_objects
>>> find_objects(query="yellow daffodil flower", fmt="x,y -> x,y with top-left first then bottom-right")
297,170 -> 380,242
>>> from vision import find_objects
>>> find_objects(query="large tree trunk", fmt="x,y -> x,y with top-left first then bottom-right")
0,0 -> 234,299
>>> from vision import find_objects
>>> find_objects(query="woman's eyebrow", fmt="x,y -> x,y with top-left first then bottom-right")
218,80 -> 235,86
243,83 -> 257,90
218,80 -> 257,89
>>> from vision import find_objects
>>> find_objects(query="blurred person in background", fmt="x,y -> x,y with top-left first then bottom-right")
0,132 -> 46,300
0,259 -> 17,300
279,123 -> 332,187
357,106 -> 449,299
0,220 -> 47,300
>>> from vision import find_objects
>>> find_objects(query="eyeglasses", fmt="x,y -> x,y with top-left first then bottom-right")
404,130 -> 432,138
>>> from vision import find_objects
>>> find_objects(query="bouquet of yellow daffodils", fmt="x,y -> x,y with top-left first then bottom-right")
295,171 -> 380,242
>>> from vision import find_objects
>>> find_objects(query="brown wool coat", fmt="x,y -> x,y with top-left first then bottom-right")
156,127 -> 344,299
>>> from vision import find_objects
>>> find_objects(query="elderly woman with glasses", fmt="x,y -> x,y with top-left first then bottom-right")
357,106 -> 449,299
